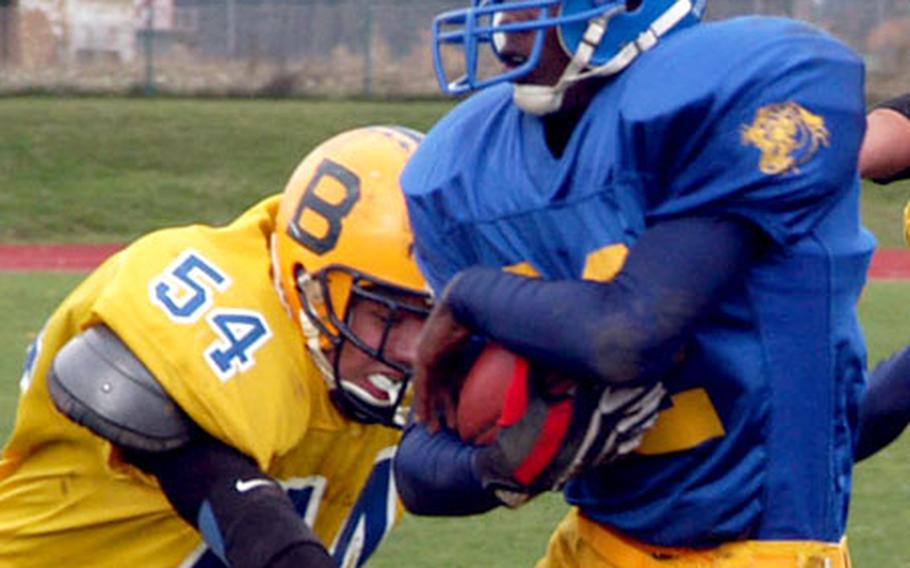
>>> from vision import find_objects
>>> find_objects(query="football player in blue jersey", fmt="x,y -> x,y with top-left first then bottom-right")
393,1 -> 870,565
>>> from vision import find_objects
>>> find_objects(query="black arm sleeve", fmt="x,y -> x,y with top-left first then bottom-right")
124,436 -> 334,568
444,216 -> 762,386
877,93 -> 910,118
855,346 -> 910,461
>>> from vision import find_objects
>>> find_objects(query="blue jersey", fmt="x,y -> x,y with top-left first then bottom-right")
402,17 -> 870,546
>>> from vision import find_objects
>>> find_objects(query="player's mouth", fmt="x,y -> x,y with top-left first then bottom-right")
498,51 -> 530,70
342,373 -> 402,406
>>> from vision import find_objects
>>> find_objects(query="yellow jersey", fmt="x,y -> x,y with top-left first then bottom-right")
0,196 -> 401,568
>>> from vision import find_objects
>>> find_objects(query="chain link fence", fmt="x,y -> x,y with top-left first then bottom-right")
1,0 -> 907,98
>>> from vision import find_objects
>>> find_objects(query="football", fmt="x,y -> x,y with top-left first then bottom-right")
455,343 -> 525,445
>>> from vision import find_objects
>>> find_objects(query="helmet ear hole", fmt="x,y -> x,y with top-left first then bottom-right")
627,0 -> 643,12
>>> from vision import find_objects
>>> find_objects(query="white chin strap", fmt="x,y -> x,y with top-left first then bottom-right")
513,0 -> 693,116
513,83 -> 569,116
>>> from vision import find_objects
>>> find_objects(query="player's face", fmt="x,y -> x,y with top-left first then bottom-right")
494,5 -> 569,88
334,293 -> 426,404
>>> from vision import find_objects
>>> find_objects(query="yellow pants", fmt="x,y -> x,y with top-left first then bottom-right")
536,509 -> 850,568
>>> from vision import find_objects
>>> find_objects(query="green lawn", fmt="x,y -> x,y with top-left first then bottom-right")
0,96 -> 909,245
0,273 -> 907,566
0,97 -> 453,243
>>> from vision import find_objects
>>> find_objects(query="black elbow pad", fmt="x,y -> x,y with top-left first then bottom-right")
48,324 -> 195,452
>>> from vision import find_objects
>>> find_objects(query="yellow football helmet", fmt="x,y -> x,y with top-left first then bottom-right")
273,125 -> 431,428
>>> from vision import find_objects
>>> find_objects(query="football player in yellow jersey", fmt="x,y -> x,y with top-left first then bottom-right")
0,126 -> 431,568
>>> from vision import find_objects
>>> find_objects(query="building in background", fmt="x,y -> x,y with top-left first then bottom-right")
11,0 -> 171,68
0,0 -> 906,97
13,0 -> 63,69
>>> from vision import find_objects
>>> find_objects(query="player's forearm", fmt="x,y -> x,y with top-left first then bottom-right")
855,346 -> 910,461
861,94 -> 910,184
126,437 -> 334,568
394,421 -> 501,516
443,216 -> 761,386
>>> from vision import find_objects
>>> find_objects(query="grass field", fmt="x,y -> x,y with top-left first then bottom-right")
1,96 -> 909,245
0,97 -> 453,243
1,97 -> 909,565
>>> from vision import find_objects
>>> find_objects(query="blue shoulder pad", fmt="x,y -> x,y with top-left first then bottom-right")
48,325 -> 196,452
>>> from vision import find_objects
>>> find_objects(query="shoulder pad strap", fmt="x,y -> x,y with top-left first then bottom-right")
48,325 -> 196,452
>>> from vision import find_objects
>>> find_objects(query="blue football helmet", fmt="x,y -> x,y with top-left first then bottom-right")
433,0 -> 706,110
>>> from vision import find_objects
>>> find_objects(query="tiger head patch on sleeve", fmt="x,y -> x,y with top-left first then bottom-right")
740,102 -> 830,176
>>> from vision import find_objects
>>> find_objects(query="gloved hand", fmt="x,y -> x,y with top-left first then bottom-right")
474,364 -> 666,507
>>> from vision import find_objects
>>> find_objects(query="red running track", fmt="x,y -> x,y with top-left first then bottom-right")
0,244 -> 123,272
1,244 -> 910,279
